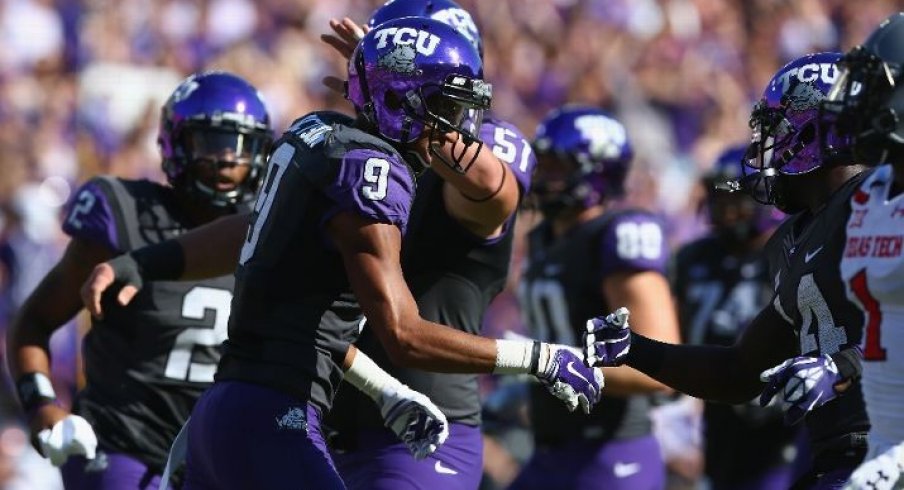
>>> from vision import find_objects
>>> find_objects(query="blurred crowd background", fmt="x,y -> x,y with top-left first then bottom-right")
0,0 -> 901,487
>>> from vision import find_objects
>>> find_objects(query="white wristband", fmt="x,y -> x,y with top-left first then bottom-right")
344,350 -> 400,402
494,339 -> 544,375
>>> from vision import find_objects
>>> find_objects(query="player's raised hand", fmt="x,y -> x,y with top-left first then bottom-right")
759,354 -> 846,426
535,345 -> 604,414
322,17 -> 368,60
583,307 -> 631,367
379,384 -> 449,460
321,17 -> 370,95
80,254 -> 144,319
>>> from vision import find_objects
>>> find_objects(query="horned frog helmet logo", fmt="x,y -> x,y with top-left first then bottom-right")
785,81 -> 824,112
378,44 -> 418,73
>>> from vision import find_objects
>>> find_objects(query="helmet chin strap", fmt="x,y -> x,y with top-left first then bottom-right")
402,149 -> 430,176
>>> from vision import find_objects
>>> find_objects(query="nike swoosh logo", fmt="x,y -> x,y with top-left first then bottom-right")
613,461 -> 641,478
435,460 -> 458,475
566,361 -> 590,384
804,246 -> 825,263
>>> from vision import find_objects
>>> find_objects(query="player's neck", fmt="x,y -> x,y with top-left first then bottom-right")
551,205 -> 603,237
176,192 -> 232,227
805,164 -> 865,212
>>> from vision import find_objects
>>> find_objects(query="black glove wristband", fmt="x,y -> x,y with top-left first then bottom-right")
16,373 -> 57,414
830,347 -> 863,382
528,341 -> 542,374
128,239 -> 186,282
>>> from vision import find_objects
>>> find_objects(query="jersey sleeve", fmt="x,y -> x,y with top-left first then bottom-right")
61,177 -> 122,252
482,118 -> 536,195
321,148 -> 416,233
599,212 -> 669,277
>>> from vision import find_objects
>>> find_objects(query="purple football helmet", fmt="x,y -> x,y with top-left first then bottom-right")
159,71 -> 272,206
531,106 -> 633,217
743,52 -> 849,211
368,0 -> 482,60
704,145 -> 784,243
822,12 -> 904,164
346,16 -> 491,173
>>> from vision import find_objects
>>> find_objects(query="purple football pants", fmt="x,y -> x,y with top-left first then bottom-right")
183,381 -> 345,490
61,450 -> 162,489
711,464 -> 795,490
332,423 -> 483,490
508,435 -> 665,490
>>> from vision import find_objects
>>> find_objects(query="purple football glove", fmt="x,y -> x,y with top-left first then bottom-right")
536,345 -> 604,414
759,354 -> 845,426
583,307 -> 631,367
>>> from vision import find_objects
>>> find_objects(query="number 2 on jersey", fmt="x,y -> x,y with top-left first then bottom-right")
66,189 -> 97,230
849,269 -> 887,361
164,286 -> 231,382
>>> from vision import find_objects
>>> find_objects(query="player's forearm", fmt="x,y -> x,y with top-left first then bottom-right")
7,268 -> 82,380
599,365 -> 673,396
7,314 -> 53,380
130,212 -> 248,281
433,145 -> 517,235
625,333 -> 761,403
177,212 -> 248,280
383,318 -> 499,373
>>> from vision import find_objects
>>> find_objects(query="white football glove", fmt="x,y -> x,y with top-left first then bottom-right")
379,383 -> 450,460
37,414 -> 98,466
843,442 -> 904,490
344,349 -> 449,460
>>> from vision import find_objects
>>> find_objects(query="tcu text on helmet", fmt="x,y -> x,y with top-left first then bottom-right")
777,63 -> 838,93
374,27 -> 441,56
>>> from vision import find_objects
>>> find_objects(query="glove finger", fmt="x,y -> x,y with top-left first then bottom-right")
578,394 -> 592,415
759,358 -> 795,383
613,307 -> 630,326
758,380 -> 781,408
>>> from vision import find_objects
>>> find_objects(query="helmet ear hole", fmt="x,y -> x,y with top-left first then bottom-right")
384,91 -> 403,111
798,122 -> 817,144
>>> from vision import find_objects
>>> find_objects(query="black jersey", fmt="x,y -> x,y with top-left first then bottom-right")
328,115 -> 537,432
765,170 -> 872,449
673,235 -> 798,482
520,209 -> 668,444
62,176 -> 237,471
217,111 -> 416,415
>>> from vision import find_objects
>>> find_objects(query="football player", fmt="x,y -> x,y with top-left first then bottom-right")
586,52 -> 874,489
761,13 -> 904,490
672,146 -> 798,489
6,71 -> 274,488
510,106 -> 680,490
83,18 -> 602,489
321,2 -> 542,489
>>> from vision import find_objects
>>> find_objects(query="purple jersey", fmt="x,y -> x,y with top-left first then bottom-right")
327,115 -> 537,437
62,179 -> 122,252
483,113 -> 536,195
219,111 -> 416,415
